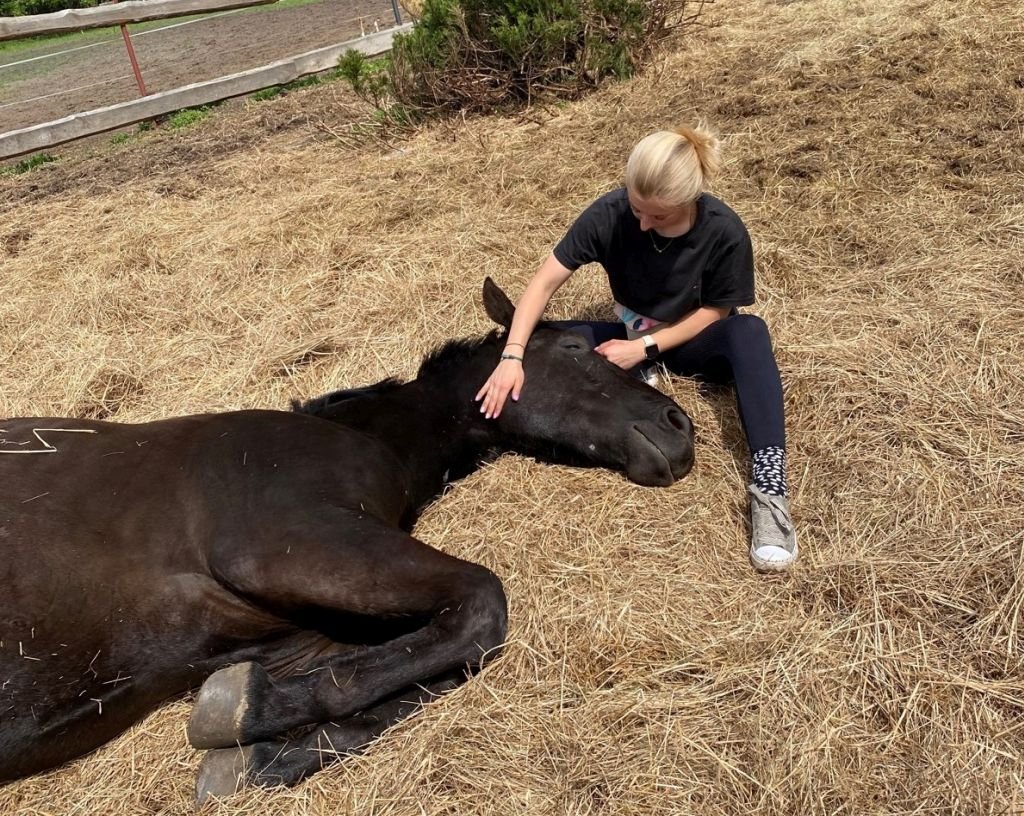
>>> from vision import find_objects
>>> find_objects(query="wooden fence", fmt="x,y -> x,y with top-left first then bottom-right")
0,0 -> 277,40
0,0 -> 409,160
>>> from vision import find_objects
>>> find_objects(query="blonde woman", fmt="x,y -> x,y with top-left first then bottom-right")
476,125 -> 797,572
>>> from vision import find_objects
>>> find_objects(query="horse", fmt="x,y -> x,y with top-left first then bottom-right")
0,278 -> 694,802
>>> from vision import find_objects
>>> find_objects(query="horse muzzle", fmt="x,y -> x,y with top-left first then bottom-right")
624,406 -> 695,486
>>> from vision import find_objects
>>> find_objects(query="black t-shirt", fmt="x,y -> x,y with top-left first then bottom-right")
552,188 -> 755,324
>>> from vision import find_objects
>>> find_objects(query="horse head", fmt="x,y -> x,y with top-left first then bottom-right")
481,278 -> 694,486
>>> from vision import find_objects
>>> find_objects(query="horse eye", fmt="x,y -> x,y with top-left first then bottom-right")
561,342 -> 582,351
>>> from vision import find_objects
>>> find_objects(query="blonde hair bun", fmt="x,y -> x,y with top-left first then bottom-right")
626,124 -> 722,206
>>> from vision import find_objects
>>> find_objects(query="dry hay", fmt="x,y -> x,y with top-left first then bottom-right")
1,0 -> 1022,812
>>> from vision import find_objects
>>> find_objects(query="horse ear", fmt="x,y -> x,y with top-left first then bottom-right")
482,277 -> 515,329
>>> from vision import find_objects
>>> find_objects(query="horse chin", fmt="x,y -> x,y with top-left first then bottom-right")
624,426 -> 692,486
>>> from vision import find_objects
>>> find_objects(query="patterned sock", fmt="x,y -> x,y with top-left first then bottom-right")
752,446 -> 788,497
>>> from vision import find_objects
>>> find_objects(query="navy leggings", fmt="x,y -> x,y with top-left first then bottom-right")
548,315 -> 786,452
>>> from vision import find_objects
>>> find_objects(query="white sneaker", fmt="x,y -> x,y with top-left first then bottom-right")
641,363 -> 660,388
748,484 -> 798,572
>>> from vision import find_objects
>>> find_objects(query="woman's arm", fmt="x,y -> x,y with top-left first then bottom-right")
595,305 -> 731,369
475,253 -> 576,418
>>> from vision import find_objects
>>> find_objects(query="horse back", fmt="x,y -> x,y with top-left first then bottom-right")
1,411 -> 409,628
0,410 -> 410,557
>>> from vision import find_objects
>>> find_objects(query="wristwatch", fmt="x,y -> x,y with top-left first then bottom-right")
641,334 -> 660,360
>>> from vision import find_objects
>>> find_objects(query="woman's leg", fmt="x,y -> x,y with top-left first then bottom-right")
660,314 -> 785,460
545,320 -> 626,347
660,314 -> 796,571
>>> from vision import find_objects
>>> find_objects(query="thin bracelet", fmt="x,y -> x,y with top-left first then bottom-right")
505,342 -> 526,349
500,353 -> 524,362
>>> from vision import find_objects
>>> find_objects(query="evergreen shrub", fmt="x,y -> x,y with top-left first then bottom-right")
343,0 -> 702,115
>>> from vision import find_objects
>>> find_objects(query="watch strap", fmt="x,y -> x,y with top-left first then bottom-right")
641,333 -> 659,360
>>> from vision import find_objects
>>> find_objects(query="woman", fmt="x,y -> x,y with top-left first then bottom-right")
475,124 -> 797,572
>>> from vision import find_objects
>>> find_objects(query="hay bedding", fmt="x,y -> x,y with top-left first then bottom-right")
1,0 -> 1022,812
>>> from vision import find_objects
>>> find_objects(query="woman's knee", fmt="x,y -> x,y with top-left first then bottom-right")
721,314 -> 772,354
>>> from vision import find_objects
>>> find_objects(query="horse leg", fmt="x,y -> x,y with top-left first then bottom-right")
188,508 -> 507,750
194,672 -> 462,803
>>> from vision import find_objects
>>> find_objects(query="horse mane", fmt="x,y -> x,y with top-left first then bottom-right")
416,330 -> 501,379
291,330 -> 502,417
290,379 -> 404,416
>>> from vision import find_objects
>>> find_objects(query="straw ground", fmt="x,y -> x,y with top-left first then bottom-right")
1,0 -> 1022,812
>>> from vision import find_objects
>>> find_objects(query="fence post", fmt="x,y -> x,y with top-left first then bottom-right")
120,24 -> 149,96
390,0 -> 402,25
111,0 -> 148,97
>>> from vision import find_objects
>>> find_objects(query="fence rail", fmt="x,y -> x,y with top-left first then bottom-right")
0,23 -> 410,159
0,0 -> 278,41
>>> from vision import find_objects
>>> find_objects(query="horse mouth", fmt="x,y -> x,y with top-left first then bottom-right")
626,425 -> 693,486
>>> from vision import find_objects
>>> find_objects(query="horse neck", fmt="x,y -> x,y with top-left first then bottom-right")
325,369 -> 494,512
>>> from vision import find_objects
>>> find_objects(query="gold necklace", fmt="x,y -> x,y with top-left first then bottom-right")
649,232 -> 676,253
648,205 -> 696,254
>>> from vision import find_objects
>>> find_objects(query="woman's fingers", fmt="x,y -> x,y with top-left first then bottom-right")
511,370 -> 523,402
475,363 -> 524,419
487,387 -> 508,419
594,339 -> 641,369
481,384 -> 506,419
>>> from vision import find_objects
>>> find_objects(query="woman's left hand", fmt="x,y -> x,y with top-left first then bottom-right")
595,338 -> 646,370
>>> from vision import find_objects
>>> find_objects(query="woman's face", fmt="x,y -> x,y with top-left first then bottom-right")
627,190 -> 693,236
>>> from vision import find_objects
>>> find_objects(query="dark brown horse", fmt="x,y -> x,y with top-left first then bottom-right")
0,279 -> 693,802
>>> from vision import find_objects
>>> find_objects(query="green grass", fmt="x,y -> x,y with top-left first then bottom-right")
249,67 -> 344,102
251,85 -> 285,101
109,120 -> 154,143
166,106 -> 211,129
2,152 -> 56,174
252,0 -> 332,14
0,26 -> 109,60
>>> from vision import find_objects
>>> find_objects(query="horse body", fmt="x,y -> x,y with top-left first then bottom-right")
0,280 -> 694,799
0,415 -> 356,770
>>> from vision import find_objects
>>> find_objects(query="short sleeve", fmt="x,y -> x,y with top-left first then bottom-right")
701,230 -> 755,308
552,197 -> 616,271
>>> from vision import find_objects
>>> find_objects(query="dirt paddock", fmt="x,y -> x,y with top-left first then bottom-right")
0,0 -> 397,133
0,0 -> 1022,813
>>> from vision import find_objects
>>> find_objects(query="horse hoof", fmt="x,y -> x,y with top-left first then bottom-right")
195,745 -> 252,805
188,662 -> 261,749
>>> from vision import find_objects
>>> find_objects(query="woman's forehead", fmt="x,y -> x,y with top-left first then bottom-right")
626,190 -> 681,216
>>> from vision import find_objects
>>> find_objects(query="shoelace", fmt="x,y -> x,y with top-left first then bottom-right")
748,486 -> 793,534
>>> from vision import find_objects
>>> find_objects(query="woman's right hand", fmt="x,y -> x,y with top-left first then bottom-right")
475,358 -> 524,419
474,252 -> 573,419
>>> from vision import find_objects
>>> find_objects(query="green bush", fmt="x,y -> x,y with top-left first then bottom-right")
365,0 -> 690,114
338,50 -> 393,109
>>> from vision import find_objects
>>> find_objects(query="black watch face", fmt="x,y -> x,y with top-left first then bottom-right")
645,344 -> 659,360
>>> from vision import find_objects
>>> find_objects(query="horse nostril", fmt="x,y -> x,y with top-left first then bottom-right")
665,407 -> 691,434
